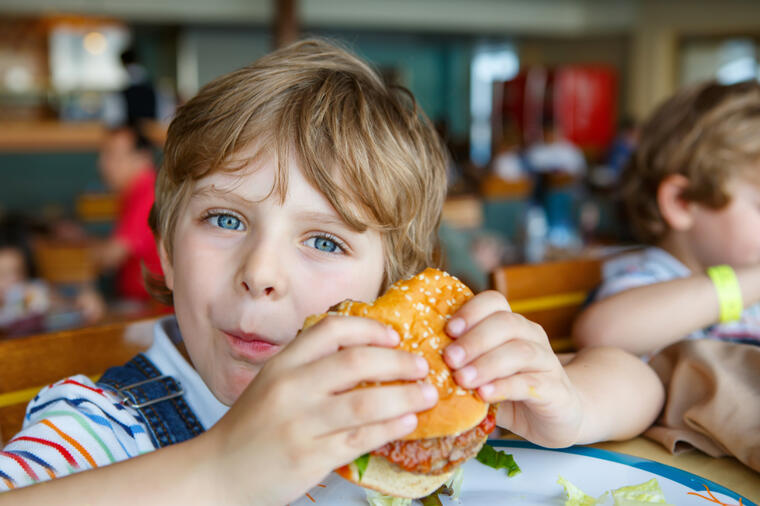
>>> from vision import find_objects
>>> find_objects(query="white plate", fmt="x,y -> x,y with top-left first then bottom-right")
291,440 -> 754,505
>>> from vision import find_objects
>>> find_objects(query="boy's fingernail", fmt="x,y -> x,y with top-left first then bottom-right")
479,383 -> 495,399
415,356 -> 429,373
447,317 -> 466,336
445,345 -> 465,366
458,366 -> 476,385
400,414 -> 417,428
387,328 -> 400,344
421,383 -> 438,403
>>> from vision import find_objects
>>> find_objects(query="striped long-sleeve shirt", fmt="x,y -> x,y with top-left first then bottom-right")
0,316 -> 228,491
0,375 -> 154,489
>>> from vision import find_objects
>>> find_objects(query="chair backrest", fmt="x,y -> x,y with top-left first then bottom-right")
76,192 -> 119,222
480,174 -> 532,199
0,319 -> 155,443
33,240 -> 97,285
442,195 -> 483,229
491,257 -> 602,352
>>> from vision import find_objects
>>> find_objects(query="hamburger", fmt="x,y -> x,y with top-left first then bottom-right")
302,268 -> 496,499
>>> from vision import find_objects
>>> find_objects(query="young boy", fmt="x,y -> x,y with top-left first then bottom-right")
573,80 -> 760,357
0,39 -> 663,505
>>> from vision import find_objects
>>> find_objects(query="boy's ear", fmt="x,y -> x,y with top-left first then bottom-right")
657,174 -> 694,231
158,240 -> 174,291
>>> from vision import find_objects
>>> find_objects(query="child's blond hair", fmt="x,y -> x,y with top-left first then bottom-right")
147,39 -> 448,304
624,80 -> 760,243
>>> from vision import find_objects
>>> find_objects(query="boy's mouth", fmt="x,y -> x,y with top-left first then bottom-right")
222,330 -> 283,361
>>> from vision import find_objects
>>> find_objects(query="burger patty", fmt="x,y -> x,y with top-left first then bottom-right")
372,410 -> 496,475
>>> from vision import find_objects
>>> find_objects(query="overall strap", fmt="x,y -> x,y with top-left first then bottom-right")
97,353 -> 205,448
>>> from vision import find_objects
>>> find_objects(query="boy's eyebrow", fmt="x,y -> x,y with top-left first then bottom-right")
295,210 -> 359,232
192,186 -> 256,206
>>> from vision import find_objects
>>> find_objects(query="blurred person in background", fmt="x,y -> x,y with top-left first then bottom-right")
0,215 -> 104,336
93,123 -> 163,302
104,45 -> 157,127
590,116 -> 640,190
491,121 -> 528,182
605,116 -> 639,177
526,118 -> 586,177
523,120 -> 586,257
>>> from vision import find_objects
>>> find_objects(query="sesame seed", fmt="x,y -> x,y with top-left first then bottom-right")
428,297 -> 436,304
405,294 -> 412,301
394,311 -> 401,318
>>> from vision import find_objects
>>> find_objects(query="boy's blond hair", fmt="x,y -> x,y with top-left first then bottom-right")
624,80 -> 760,243
147,39 -> 447,304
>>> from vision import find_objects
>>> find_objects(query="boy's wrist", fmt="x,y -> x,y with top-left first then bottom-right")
738,264 -> 760,305
178,431 -> 234,505
707,265 -> 743,323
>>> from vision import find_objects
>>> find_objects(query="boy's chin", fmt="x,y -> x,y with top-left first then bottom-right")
216,366 -> 262,405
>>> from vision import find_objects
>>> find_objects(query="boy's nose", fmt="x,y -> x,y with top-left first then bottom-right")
241,281 -> 274,297
238,239 -> 288,298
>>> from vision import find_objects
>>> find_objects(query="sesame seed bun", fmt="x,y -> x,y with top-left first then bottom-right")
302,268 -> 489,499
302,268 -> 486,439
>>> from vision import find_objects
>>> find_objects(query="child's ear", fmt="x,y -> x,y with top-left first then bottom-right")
158,240 -> 175,291
657,174 -> 694,231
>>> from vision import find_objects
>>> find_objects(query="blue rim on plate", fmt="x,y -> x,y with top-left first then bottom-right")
489,439 -> 756,506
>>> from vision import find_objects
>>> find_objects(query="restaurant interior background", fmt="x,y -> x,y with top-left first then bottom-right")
1,0 -> 760,336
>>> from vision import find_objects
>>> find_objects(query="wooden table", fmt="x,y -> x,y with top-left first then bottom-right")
593,437 -> 759,502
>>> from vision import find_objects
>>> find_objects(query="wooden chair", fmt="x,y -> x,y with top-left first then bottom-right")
480,174 -> 532,199
491,258 -> 602,352
33,240 -> 97,285
442,195 -> 483,229
76,192 -> 119,222
0,318 -> 156,443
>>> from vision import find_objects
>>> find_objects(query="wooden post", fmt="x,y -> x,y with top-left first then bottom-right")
273,0 -> 299,49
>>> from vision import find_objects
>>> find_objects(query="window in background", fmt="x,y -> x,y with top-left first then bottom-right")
717,39 -> 757,84
680,37 -> 759,87
470,44 -> 518,167
49,23 -> 130,120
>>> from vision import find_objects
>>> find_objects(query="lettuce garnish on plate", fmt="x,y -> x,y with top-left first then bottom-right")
558,476 -> 673,506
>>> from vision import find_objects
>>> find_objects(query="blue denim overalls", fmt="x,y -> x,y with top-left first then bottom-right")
97,353 -> 204,448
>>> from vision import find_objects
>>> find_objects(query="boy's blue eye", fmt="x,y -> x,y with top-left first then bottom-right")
306,236 -> 342,253
213,214 -> 243,231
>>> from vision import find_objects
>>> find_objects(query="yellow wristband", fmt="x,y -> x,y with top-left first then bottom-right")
706,265 -> 743,323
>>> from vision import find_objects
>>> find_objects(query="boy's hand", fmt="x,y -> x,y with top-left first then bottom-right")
206,315 -> 437,506
442,291 -> 584,448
